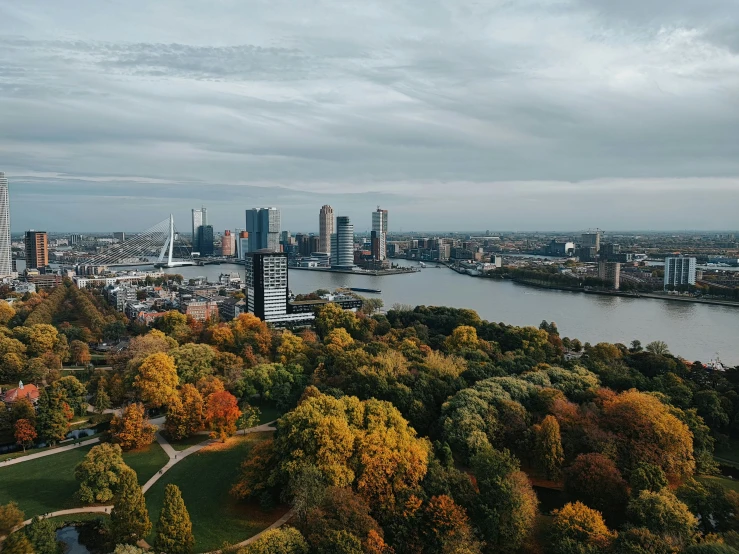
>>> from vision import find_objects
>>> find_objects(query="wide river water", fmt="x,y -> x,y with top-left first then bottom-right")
165,259 -> 739,366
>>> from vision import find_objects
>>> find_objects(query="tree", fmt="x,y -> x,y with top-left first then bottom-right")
69,340 -> 91,366
230,313 -> 272,356
564,453 -> 628,521
424,495 -> 482,554
238,403 -> 261,434
110,403 -> 156,451
627,489 -> 697,547
165,396 -> 189,441
133,352 -> 179,408
10,398 -> 35,426
111,467 -> 151,544
154,484 -> 194,554
2,532 -> 34,554
630,463 -> 669,495
646,341 -> 670,356
239,527 -> 309,554
157,311 -> 191,343
181,384 -> 205,436
550,502 -> 615,554
0,299 -> 15,324
14,419 -> 36,452
533,415 -> 564,480
24,515 -> 59,554
94,386 -> 111,413
205,390 -> 241,441
171,343 -> 216,384
52,375 -> 88,415
613,527 -> 679,554
36,386 -> 70,445
75,443 -> 130,504
0,502 -> 25,535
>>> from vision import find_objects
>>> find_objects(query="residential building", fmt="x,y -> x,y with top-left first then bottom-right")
181,299 -> 219,321
198,225 -> 214,256
220,297 -> 246,321
246,207 -> 281,252
331,216 -> 354,269
598,261 -> 621,290
0,173 -> 10,277
25,230 -> 49,270
222,230 -> 236,257
106,285 -> 137,311
25,271 -> 62,289
319,205 -> 334,255
371,207 -> 388,260
245,251 -> 314,326
192,207 -> 207,252
2,381 -> 40,405
664,256 -> 697,289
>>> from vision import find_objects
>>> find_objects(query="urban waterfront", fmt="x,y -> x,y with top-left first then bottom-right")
164,259 -> 739,365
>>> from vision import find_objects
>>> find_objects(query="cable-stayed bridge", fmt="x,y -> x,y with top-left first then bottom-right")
78,215 -> 195,270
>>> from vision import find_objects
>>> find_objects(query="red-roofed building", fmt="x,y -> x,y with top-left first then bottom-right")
2,381 -> 40,405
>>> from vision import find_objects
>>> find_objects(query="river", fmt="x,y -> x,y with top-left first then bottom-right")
162,259 -> 739,366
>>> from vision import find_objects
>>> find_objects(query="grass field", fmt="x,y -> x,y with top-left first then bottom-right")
256,403 -> 281,425
0,441 -> 168,518
715,438 -> 739,467
698,475 -> 739,493
169,434 -> 209,451
145,432 -> 286,553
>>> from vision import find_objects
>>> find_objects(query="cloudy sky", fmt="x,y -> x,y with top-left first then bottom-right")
1,0 -> 738,233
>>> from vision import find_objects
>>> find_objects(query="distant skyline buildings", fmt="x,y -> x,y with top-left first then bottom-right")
191,207 -> 207,253
331,216 -> 355,269
372,206 -> 388,260
25,230 -> 49,269
246,207 -> 281,253
319,205 -> 333,255
0,173 -> 11,276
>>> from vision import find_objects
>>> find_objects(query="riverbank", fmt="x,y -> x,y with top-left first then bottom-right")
288,266 -> 419,276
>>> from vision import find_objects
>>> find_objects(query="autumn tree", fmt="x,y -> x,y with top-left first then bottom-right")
171,343 -> 216,384
94,386 -> 111,413
627,489 -> 697,548
230,313 -> 272,356
133,352 -> 179,408
157,311 -> 191,343
0,299 -> 15,324
550,502 -> 616,554
110,403 -> 156,451
111,467 -> 151,544
14,419 -> 36,452
52,375 -> 88,415
165,397 -> 189,441
205,390 -> 241,441
239,527 -> 309,554
154,484 -> 194,554
2,531 -> 34,553
36,386 -> 70,445
237,403 -> 261,434
534,415 -> 564,480
69,340 -> 91,366
277,331 -> 308,367
423,494 -> 482,554
612,527 -> 678,554
0,502 -> 25,535
75,443 -> 130,504
564,453 -> 629,521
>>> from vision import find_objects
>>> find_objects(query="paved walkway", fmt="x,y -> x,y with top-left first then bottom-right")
142,433 -> 217,493
12,506 -> 112,533
1,438 -> 101,467
205,509 -> 295,554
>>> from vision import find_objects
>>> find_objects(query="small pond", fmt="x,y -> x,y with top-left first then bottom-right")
56,526 -> 90,554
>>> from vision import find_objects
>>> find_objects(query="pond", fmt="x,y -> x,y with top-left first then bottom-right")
56,526 -> 90,554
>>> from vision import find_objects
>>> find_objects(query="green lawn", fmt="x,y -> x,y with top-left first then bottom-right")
169,434 -> 209,451
0,445 -> 94,517
715,438 -> 739,468
256,403 -> 281,425
0,441 -> 169,517
145,432 -> 286,553
123,442 -> 169,486
698,475 -> 739,493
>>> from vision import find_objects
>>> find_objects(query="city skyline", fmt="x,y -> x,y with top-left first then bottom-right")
2,1 -> 739,232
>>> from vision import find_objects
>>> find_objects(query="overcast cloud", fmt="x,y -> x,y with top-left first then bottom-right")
1,0 -> 738,232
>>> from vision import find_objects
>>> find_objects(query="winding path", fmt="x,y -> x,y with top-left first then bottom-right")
205,509 -> 295,554
1,438 -> 101,466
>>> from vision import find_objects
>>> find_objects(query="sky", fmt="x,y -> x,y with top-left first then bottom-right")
1,0 -> 738,233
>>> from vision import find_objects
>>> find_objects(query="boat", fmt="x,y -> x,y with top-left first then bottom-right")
349,287 -> 382,294
419,262 -> 426,268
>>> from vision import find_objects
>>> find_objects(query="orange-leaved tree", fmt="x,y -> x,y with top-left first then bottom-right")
110,402 -> 156,451
205,390 -> 241,442
14,418 -> 37,452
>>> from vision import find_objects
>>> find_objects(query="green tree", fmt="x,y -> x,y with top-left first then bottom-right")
613,527 -> 679,554
154,484 -> 194,554
237,403 -> 261,434
24,516 -> 60,554
94,386 -> 111,413
111,467 -> 151,544
36,387 -> 70,445
645,341 -> 670,356
52,375 -> 88,416
630,463 -> 669,495
75,443 -> 130,504
239,527 -> 309,554
533,415 -> 564,480
171,343 -> 216,384
627,489 -> 697,547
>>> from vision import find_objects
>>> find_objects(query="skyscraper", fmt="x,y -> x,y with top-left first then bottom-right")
245,251 -> 313,325
664,257 -> 697,290
222,230 -> 236,257
372,207 -> 388,260
25,231 -> 49,270
198,225 -> 214,256
331,216 -> 354,269
319,205 -> 334,255
245,207 -> 281,252
0,173 -> 10,277
192,207 -> 207,252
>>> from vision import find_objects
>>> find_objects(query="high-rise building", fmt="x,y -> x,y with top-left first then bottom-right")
664,257 -> 697,290
246,207 -> 281,252
598,261 -> 621,290
0,173 -> 10,277
69,234 -> 84,245
245,251 -> 313,325
236,231 -> 249,260
331,216 -> 354,269
113,232 -> 126,242
372,207 -> 388,260
198,225 -> 214,256
25,230 -> 49,270
222,230 -> 236,257
581,231 -> 601,255
319,205 -> 334,255
192,207 -> 207,252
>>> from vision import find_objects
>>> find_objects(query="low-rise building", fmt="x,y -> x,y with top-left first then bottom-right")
2,381 -> 40,405
181,300 -> 219,322
220,297 -> 246,321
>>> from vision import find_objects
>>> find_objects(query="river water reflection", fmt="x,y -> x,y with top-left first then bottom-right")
165,259 -> 739,366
